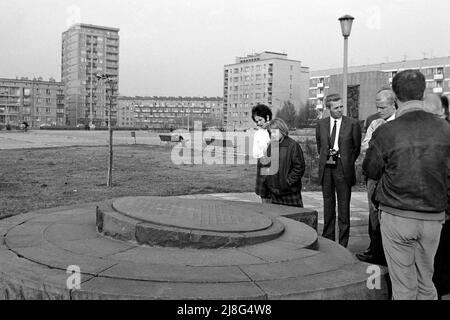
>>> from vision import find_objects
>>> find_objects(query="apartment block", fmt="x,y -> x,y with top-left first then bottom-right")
309,56 -> 450,117
62,23 -> 120,127
223,52 -> 310,131
0,77 -> 64,127
118,97 -> 223,129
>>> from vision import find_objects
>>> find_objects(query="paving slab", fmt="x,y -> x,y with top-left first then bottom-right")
55,237 -> 135,258
107,246 -> 267,266
273,217 -> 317,248
0,249 -> 94,300
255,263 -> 389,300
72,277 -> 267,300
239,249 -> 353,282
44,223 -> 99,243
237,245 -> 319,263
99,262 -> 251,283
11,244 -> 117,275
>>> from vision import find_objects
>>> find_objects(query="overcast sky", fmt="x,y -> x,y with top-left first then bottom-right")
1,0 -> 449,97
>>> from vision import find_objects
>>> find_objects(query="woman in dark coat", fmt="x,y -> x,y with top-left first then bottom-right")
260,118 -> 305,207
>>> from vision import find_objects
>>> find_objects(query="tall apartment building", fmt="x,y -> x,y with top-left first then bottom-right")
223,52 -> 310,131
118,97 -> 223,129
309,56 -> 450,113
0,77 -> 64,127
62,23 -> 120,127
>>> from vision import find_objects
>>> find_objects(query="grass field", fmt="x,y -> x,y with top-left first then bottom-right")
0,144 -> 259,217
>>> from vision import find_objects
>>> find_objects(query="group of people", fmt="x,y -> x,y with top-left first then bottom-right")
252,69 -> 450,300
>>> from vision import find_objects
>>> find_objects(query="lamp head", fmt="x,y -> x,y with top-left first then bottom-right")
339,14 -> 354,38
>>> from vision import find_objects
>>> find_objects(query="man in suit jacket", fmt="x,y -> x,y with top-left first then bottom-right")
316,93 -> 362,247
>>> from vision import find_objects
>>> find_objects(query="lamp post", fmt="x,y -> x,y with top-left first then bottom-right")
339,14 -> 354,116
96,73 -> 116,188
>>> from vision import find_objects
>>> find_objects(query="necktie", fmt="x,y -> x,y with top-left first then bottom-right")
330,119 -> 337,149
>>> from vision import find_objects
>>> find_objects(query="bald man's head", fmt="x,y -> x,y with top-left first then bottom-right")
376,89 -> 396,120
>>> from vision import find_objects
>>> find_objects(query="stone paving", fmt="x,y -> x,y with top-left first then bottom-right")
0,194 -> 389,300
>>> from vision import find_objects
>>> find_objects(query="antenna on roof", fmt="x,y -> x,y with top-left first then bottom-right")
422,52 -> 427,59
402,53 -> 407,61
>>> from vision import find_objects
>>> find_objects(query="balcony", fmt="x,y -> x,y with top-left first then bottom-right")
317,93 -> 324,98
433,87 -> 443,93
317,82 -> 324,88
434,74 -> 444,80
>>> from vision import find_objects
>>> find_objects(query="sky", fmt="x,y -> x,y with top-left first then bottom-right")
0,0 -> 449,97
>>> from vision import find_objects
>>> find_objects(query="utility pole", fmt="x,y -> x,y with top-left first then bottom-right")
96,73 -> 116,187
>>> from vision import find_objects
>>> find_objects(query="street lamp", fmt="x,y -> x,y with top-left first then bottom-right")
339,14 -> 354,116
95,73 -> 117,188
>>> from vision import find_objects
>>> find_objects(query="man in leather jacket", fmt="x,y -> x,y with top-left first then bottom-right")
363,69 -> 450,300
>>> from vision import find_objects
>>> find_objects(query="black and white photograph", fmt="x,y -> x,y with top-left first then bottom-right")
0,0 -> 449,308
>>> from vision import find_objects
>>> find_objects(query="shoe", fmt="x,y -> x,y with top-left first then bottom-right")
356,252 -> 387,266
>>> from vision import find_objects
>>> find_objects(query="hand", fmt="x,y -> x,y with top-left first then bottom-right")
259,155 -> 271,166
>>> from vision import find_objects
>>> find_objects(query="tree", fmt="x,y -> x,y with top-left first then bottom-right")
275,101 -> 297,128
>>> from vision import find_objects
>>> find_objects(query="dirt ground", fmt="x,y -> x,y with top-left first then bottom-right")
0,144 -> 257,217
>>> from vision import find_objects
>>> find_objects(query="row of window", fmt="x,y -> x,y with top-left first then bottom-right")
227,64 -> 280,74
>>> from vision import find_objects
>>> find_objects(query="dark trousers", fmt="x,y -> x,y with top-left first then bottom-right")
321,159 -> 351,247
433,219 -> 450,298
367,179 -> 386,260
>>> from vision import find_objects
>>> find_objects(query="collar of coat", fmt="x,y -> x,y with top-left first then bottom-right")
396,100 -> 425,118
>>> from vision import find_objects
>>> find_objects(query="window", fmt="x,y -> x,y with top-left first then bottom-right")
423,68 -> 433,77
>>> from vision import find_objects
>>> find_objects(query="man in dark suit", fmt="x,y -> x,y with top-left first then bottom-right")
316,93 -> 362,247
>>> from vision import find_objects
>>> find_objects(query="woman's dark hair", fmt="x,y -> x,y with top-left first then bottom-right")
251,104 -> 272,122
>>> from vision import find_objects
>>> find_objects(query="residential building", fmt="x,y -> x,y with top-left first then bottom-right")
118,96 -> 223,129
223,51 -> 310,131
117,102 -> 136,127
0,77 -> 64,127
309,56 -> 450,119
62,23 -> 120,127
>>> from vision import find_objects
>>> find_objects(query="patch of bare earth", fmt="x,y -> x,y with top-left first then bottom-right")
0,145 -> 256,217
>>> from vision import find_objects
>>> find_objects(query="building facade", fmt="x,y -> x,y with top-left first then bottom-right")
0,77 -> 64,127
326,71 -> 389,121
223,52 -> 310,131
62,23 -> 120,127
309,56 -> 450,119
118,97 -> 223,129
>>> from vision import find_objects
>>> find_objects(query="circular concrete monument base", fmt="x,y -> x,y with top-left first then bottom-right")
97,197 -> 286,248
0,196 -> 390,300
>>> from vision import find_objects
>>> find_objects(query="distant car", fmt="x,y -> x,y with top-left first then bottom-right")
76,124 -> 85,128
39,123 -> 51,128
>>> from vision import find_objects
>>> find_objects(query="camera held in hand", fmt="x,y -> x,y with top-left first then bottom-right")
326,148 -> 339,166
